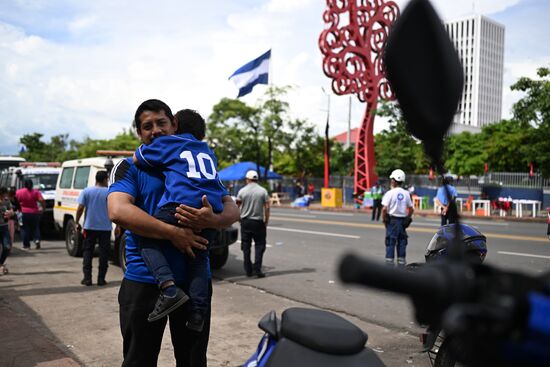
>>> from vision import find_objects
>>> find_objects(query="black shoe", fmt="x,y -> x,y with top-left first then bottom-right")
147,288 -> 189,322
97,278 -> 107,286
246,272 -> 253,277
81,278 -> 92,286
35,241 -> 40,249
186,312 -> 205,332
255,272 -> 266,278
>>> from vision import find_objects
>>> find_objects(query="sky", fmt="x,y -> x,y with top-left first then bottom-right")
0,0 -> 548,155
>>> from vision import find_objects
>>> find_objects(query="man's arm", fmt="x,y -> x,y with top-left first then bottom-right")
75,204 -> 85,231
175,195 -> 240,230
264,200 -> 270,227
108,192 -> 207,258
407,206 -> 415,217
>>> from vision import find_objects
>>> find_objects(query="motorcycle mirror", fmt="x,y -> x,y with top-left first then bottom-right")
384,0 -> 463,166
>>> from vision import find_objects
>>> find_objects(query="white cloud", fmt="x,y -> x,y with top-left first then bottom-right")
0,0 -> 546,156
68,15 -> 97,33
267,0 -> 314,13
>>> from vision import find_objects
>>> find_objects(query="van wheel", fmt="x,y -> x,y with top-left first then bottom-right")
210,246 -> 229,270
118,235 -> 127,273
65,219 -> 83,257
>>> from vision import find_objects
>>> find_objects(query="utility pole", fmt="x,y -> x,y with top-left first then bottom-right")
346,96 -> 352,149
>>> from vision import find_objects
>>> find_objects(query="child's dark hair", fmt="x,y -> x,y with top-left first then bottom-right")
175,109 -> 206,140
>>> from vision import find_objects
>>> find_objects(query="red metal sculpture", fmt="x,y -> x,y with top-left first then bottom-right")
319,0 -> 399,200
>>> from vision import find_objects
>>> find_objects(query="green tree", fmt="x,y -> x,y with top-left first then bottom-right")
374,101 -> 428,177
510,66 -> 550,176
19,133 -> 47,161
446,132 -> 487,175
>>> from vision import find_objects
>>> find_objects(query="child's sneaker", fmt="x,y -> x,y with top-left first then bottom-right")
186,312 -> 205,332
147,287 -> 189,322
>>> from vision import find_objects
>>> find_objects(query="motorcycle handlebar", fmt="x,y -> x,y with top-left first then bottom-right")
339,253 -> 449,299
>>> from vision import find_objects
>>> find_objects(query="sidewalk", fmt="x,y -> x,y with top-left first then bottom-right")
277,202 -> 547,223
0,243 -> 430,367
0,299 -> 81,366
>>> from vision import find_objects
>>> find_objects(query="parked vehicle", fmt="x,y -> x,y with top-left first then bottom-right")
0,156 -> 25,171
54,153 -> 237,270
0,162 -> 61,234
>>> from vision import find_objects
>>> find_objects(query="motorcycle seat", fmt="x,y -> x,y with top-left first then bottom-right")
279,307 -> 368,355
265,337 -> 384,367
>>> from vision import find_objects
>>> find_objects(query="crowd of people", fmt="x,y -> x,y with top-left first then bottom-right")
0,181 -> 47,275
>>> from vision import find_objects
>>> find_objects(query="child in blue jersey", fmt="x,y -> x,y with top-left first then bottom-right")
133,109 -> 228,331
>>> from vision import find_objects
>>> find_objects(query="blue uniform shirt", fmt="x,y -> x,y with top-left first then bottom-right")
77,186 -> 111,231
436,184 -> 457,206
108,158 -> 211,284
135,133 -> 227,213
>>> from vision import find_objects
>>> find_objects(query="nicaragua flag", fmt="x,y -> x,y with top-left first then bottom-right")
229,49 -> 270,98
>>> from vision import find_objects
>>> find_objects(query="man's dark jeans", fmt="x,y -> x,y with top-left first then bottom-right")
139,203 -> 214,316
22,212 -> 41,248
119,278 -> 212,367
372,199 -> 382,221
240,218 -> 266,275
82,229 -> 110,281
385,216 -> 408,265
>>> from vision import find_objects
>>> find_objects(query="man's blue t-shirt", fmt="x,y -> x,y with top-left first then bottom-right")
436,184 -> 458,206
135,133 -> 227,213
108,158 -> 210,284
77,186 -> 111,231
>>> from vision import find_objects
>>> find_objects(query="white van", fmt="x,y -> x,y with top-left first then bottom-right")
0,162 -> 61,233
55,153 -> 237,270
54,155 -> 124,260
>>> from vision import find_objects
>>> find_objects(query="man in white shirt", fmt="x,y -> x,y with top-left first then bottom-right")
381,169 -> 414,266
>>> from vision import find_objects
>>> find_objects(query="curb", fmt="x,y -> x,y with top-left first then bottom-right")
274,203 -> 547,223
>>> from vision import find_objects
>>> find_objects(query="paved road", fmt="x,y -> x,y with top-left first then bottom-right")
216,208 -> 550,332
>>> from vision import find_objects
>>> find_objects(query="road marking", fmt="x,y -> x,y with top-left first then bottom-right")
270,212 -> 317,219
309,211 -> 355,217
268,226 -> 360,239
270,216 -> 548,243
421,218 -> 510,227
498,251 -> 550,260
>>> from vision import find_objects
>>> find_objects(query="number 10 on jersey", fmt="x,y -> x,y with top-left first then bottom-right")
179,150 -> 217,179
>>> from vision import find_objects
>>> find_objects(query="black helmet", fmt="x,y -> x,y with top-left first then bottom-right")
425,224 -> 487,263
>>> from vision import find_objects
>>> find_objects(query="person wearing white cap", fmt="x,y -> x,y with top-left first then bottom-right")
236,170 -> 270,277
381,169 -> 414,266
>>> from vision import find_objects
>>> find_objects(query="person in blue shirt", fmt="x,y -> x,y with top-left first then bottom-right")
133,108 -> 231,331
108,99 -> 239,367
434,176 -> 458,226
75,170 -> 112,286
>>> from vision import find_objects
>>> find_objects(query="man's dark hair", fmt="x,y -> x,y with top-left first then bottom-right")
175,109 -> 206,140
96,170 -> 109,183
24,179 -> 33,190
0,187 -> 7,196
133,99 -> 174,132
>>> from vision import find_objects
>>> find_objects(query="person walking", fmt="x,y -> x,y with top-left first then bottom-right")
370,181 -> 384,221
381,169 -> 414,266
7,187 -> 19,247
15,179 -> 45,249
237,170 -> 270,278
75,171 -> 112,286
0,187 -> 15,275
434,175 -> 458,226
108,99 -> 239,367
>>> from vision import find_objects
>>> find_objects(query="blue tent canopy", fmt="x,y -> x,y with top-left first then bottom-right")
218,161 -> 282,181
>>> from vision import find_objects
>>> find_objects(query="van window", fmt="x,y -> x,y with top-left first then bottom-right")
74,167 -> 91,189
59,168 -> 74,189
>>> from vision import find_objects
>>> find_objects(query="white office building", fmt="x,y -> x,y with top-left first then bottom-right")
444,15 -> 505,134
